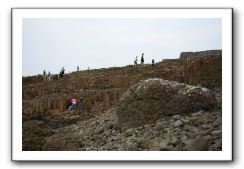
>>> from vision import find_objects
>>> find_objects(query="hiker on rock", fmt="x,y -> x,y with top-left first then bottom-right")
141,53 -> 144,64
47,71 -> 51,81
78,96 -> 84,113
62,67 -> 65,74
71,97 -> 77,111
134,56 -> 138,65
60,67 -> 65,78
151,59 -> 155,68
43,70 -> 46,76
59,67 -> 63,78
77,66 -> 79,71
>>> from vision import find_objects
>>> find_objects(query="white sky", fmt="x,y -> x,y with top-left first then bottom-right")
22,18 -> 222,76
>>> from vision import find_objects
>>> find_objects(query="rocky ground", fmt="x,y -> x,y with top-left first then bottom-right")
40,108 -> 221,151
23,78 -> 222,151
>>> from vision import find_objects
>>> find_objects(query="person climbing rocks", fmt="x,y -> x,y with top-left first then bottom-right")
134,56 -> 138,66
141,53 -> 144,64
78,96 -> 84,113
71,97 -> 77,111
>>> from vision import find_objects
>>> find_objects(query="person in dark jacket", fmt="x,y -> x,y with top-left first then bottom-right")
141,53 -> 144,64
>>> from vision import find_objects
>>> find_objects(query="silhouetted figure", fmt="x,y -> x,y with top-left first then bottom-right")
43,70 -> 46,76
151,59 -> 155,68
134,56 -> 138,65
77,66 -> 79,71
48,71 -> 51,81
59,70 -> 63,78
61,67 -> 65,75
141,53 -> 144,64
60,67 -> 65,78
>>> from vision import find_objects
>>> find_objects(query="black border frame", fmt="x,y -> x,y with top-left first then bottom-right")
11,7 -> 233,162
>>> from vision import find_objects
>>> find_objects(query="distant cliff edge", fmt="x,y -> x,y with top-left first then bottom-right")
180,50 -> 222,59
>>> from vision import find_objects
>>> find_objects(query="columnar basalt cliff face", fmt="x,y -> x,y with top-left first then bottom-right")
23,53 -> 221,123
22,51 -> 222,151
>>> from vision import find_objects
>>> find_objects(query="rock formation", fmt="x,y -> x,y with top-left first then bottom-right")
116,79 -> 216,129
22,50 -> 222,151
180,50 -> 222,59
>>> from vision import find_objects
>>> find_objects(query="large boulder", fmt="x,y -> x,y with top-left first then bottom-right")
116,78 -> 216,129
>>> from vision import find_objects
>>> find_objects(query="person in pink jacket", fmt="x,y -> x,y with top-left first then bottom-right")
71,97 -> 77,111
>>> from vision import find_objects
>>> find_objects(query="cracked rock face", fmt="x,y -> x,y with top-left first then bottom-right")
116,78 -> 217,129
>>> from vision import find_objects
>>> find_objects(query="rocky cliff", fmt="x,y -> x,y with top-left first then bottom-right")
22,50 -> 222,151
180,50 -> 222,59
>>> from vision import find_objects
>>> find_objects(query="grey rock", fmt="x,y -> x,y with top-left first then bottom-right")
172,115 -> 181,120
126,141 -> 138,151
167,145 -> 175,151
174,120 -> 183,128
159,140 -> 168,150
201,124 -> 211,130
154,122 -> 168,131
183,125 -> 190,132
185,136 -> 209,151
211,130 -> 222,137
170,136 -> 180,146
191,110 -> 204,117
125,128 -> 134,137
211,140 -> 222,150
204,135 -> 213,141
182,118 -> 190,124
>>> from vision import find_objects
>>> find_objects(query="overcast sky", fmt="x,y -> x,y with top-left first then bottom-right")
22,18 -> 222,76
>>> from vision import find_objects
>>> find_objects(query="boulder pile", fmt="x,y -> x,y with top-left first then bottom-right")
116,78 -> 217,129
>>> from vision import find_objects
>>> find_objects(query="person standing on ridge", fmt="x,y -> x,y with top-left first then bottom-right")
134,56 -> 138,65
62,67 -> 65,74
47,71 -> 51,81
141,53 -> 144,64
152,59 -> 155,68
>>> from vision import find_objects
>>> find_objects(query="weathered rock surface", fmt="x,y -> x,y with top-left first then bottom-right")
180,50 -> 222,59
22,50 -> 222,151
117,78 -> 216,129
22,120 -> 54,151
39,108 -> 222,151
